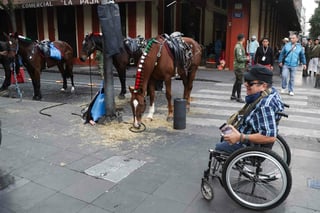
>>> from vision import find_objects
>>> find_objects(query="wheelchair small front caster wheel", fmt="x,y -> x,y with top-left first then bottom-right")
201,178 -> 214,201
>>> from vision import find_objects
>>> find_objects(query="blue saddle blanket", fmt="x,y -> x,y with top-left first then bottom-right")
49,43 -> 61,60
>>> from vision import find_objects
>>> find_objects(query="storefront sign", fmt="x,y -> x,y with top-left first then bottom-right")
18,0 -> 150,8
233,11 -> 243,18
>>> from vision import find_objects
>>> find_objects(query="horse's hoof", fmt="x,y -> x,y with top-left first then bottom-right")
60,88 -> 66,92
71,87 -> 75,93
166,117 -> 173,122
0,89 -> 9,97
32,95 -> 42,101
0,86 -> 8,92
118,94 -> 125,99
145,117 -> 153,122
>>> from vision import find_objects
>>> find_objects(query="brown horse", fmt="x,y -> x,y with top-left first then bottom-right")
129,33 -> 202,128
6,32 -> 74,100
79,33 -> 144,99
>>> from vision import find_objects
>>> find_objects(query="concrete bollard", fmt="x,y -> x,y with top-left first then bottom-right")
315,74 -> 320,88
173,98 -> 186,130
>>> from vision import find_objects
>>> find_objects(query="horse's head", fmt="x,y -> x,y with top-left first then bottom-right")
129,86 -> 146,128
79,33 -> 97,62
4,32 -> 19,60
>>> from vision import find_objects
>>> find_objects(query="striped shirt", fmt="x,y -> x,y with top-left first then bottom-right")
238,87 -> 284,137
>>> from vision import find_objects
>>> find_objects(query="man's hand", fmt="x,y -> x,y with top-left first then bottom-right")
222,125 -> 241,145
279,62 -> 283,67
303,64 -> 307,70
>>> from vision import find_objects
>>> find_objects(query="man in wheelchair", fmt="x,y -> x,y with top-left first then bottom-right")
216,64 -> 284,154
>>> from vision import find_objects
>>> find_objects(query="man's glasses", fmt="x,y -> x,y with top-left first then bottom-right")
245,81 -> 264,87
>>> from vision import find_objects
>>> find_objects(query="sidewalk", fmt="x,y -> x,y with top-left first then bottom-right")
1,65 -> 320,213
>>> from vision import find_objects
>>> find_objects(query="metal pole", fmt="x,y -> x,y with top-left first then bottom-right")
98,0 -> 122,121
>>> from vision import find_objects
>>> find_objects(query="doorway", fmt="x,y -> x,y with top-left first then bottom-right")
56,6 -> 77,57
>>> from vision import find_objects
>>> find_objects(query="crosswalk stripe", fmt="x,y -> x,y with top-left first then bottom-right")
186,117 -> 320,138
182,85 -> 320,138
197,88 -> 318,97
191,98 -> 308,107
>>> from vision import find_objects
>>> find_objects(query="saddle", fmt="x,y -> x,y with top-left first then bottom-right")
38,40 -> 62,60
124,35 -> 145,54
162,32 -> 193,71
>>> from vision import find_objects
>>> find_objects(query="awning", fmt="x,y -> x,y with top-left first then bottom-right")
276,0 -> 301,31
3,0 -> 151,9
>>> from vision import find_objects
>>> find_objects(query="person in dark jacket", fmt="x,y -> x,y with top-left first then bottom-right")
231,33 -> 249,103
254,37 -> 274,71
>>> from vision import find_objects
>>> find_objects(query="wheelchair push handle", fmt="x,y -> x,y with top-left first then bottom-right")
277,112 -> 288,118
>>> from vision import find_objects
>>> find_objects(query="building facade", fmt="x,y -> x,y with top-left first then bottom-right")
0,0 -> 301,69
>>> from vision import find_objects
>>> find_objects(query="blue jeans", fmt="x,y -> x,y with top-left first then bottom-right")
215,141 -> 246,154
281,65 -> 297,92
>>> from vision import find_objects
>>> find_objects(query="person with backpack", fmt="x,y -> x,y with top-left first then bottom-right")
278,33 -> 306,96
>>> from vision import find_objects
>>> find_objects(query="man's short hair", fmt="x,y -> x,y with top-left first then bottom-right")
237,33 -> 245,41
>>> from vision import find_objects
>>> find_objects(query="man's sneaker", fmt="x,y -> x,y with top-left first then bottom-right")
289,91 -> 294,96
280,89 -> 286,94
230,96 -> 237,100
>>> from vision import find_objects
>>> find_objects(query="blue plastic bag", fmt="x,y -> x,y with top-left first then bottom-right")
49,43 -> 62,60
91,88 -> 106,122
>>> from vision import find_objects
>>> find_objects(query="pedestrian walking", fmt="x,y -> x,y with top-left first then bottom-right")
303,38 -> 313,76
254,37 -> 274,71
278,33 -> 306,96
246,35 -> 259,69
231,33 -> 249,103
279,37 -> 289,76
307,38 -> 320,77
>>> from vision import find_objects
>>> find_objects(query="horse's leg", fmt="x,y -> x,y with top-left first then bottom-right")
0,59 -> 11,91
164,79 -> 173,121
58,63 -> 67,91
30,68 -> 42,100
146,80 -> 156,120
182,67 -> 197,111
117,65 -> 126,99
113,54 -> 127,99
66,61 -> 75,92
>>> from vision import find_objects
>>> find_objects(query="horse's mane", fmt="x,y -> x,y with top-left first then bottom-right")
133,38 -> 156,91
17,35 -> 34,44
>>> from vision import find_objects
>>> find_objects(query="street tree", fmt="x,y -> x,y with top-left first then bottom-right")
309,3 -> 320,39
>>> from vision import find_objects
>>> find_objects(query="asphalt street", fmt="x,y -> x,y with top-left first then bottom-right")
0,65 -> 320,213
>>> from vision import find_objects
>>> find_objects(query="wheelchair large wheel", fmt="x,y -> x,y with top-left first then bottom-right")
273,134 -> 291,166
221,147 -> 292,211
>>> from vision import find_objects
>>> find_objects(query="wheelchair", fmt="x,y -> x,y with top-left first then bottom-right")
201,146 -> 292,210
201,108 -> 291,210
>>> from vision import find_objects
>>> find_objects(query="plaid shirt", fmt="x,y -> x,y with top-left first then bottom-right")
238,87 -> 284,137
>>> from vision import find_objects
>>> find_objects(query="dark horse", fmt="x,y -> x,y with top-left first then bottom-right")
79,33 -> 144,99
6,33 -> 75,100
0,40 -> 14,92
129,33 -> 202,128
